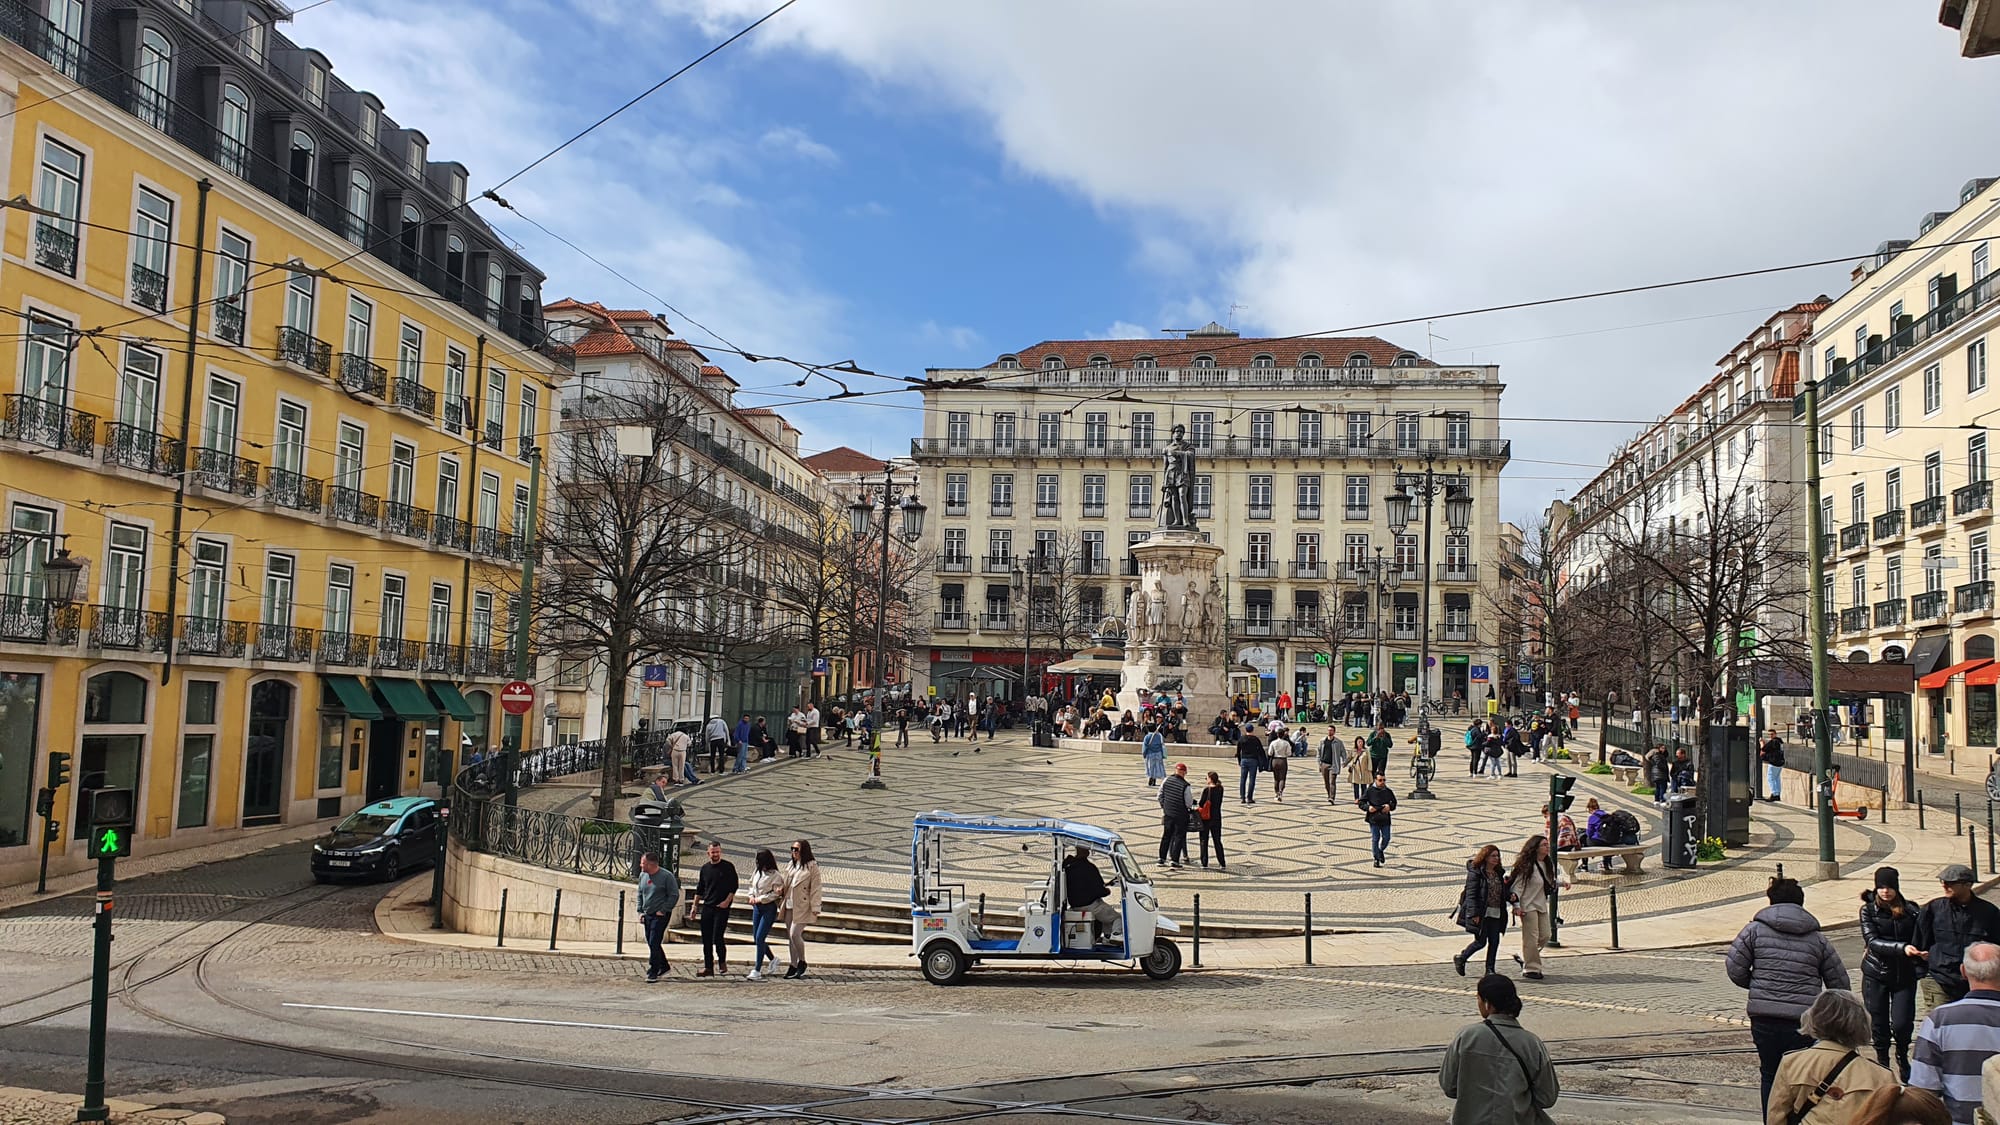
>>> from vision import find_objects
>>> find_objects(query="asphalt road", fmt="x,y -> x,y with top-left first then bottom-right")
0,840 -> 1819,1124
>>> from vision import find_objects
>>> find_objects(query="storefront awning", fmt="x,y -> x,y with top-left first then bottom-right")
1910,635 -> 1952,678
1920,658 -> 1992,691
1967,663 -> 2000,687
1047,656 -> 1125,674
324,674 -> 384,720
373,677 -> 441,720
425,681 -> 477,721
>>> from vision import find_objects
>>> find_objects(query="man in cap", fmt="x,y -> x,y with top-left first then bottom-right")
1912,864 -> 2000,1022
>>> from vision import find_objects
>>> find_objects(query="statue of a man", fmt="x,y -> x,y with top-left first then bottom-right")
1194,583 -> 1213,646
1146,583 -> 1166,638
1127,586 -> 1150,644
1160,423 -> 1197,531
1180,588 -> 1196,642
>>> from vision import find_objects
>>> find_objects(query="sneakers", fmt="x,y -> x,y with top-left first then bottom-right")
746,969 -> 764,981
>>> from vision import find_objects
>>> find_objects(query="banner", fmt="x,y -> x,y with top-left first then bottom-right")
1340,652 -> 1369,692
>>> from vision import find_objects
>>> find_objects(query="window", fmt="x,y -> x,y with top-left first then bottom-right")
103,523 -> 145,611
261,553 -> 295,630
344,294 -> 372,357
448,171 -> 466,207
990,473 -> 1013,510
389,442 -> 415,505
334,422 -> 363,491
1819,423 -> 1833,464
304,64 -> 326,108
519,384 -> 537,452
557,659 -> 588,688
1191,355 -> 1214,369
1976,532 -> 1992,584
1133,355 -> 1156,369
325,564 -> 353,638
1344,533 -> 1370,566
942,528 -> 967,561
1850,406 -> 1866,450
35,139 -> 83,275
1344,474 -> 1370,516
3,505 -> 53,601
1444,412 -> 1470,451
1042,355 -> 1064,371
407,137 -> 426,177
1973,339 -> 1990,394
1926,452 -> 1944,499
1887,556 -> 1903,602
1250,411 -> 1274,450
1855,325 -> 1869,359
444,347 -> 467,432
988,529 -> 1012,561
436,457 -> 460,519
1084,412 -> 1108,450
1396,412 -> 1420,451
1347,411 -> 1372,449
381,574 -> 406,639
1190,411 -> 1213,450
45,0 -> 80,75
130,188 -> 172,310
944,472 -> 968,510
1193,474 -> 1212,513
359,102 -> 379,144
115,345 -> 160,433
1246,532 -> 1272,563
485,262 -> 505,323
1248,474 -> 1272,514
1082,474 -> 1105,512
240,14 -> 266,60
1081,531 -> 1104,570
1252,354 -> 1275,369
1299,354 -> 1321,368
1296,474 -> 1321,513
1927,545 -> 1946,594
287,130 -> 316,204
135,30 -> 171,129
1037,412 -> 1060,450
1886,467 -> 1902,513
1129,473 -> 1153,513
427,583 -> 452,645
1394,533 -> 1418,575
202,375 -> 239,454
992,411 -> 1016,448
178,680 -> 216,828
1130,411 -> 1155,450
1298,410 -> 1321,449
189,539 -> 225,624
284,267 -> 316,334
212,228 -> 249,342
1978,244 -> 1991,283
211,84 -> 252,177
1973,432 -> 1989,485
477,471 -> 500,531
1850,483 -> 1866,527
1295,533 -> 1321,565
1035,474 -> 1058,513
471,591 -> 493,649
1925,363 -> 1943,415
1885,385 -> 1902,434
946,412 -> 969,448
485,368 -> 507,440
397,323 -> 422,390
345,170 -> 372,244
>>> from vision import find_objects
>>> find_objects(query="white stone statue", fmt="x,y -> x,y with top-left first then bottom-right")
1203,578 -> 1224,645
1146,584 -> 1166,640
1194,585 -> 1213,648
1128,587 -> 1149,645
1179,590 -> 1196,643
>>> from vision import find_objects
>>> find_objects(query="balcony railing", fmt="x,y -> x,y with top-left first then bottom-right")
980,612 -> 1018,631
88,605 -> 169,652
1034,503 -> 1059,518
1296,506 -> 1321,521
1839,606 -> 1871,633
336,352 -> 387,398
1079,557 -> 1109,575
912,435 -> 1513,461
190,447 -> 258,496
433,514 -> 471,552
473,526 -> 523,561
1081,503 -> 1105,518
1912,495 -> 1947,531
1874,510 -> 1906,541
1817,532 -> 1836,559
1801,272 -> 2000,415
942,502 -> 967,517
129,263 -> 167,311
1289,561 -> 1326,579
0,595 -> 78,644
1121,556 -> 1140,576
982,555 -> 1015,574
1956,580 -> 1996,615
465,645 -> 513,677
316,631 -> 372,667
1912,589 -> 1948,621
328,486 -> 380,528
484,420 -> 503,451
374,637 -> 422,671
382,501 -> 431,539
1240,561 -> 1276,578
936,553 -> 971,573
1435,622 -> 1477,643
1955,479 -> 1994,518
2,395 -> 96,455
275,326 -> 332,374
177,616 -> 244,658
989,502 -> 1014,518
1437,564 -> 1479,582
265,467 -> 323,514
250,622 -> 315,662
214,300 -> 245,345
443,396 -> 469,434
100,422 -> 183,477
33,220 -> 75,274
1246,506 -> 1272,520
422,642 -> 465,675
1840,523 -> 1869,551
935,612 -> 970,631
518,434 -> 536,459
391,376 -> 436,418
1343,506 -> 1370,521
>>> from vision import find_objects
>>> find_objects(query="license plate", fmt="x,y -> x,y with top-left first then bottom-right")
328,859 -> 351,867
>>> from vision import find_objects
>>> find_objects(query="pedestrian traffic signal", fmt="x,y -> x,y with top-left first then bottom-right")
86,787 -> 134,859
1549,774 -> 1576,813
46,750 -> 70,791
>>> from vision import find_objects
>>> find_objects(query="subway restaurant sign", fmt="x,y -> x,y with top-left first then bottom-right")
1341,652 -> 1369,692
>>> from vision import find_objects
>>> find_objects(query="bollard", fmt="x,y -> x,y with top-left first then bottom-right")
549,888 -> 562,951
497,887 -> 508,948
1976,832 -> 1984,882
616,891 -> 626,955
1776,861 -> 1785,881
1958,793 -> 1965,837
1609,885 -> 1621,950
1193,894 -> 1202,967
1305,893 -> 1314,966
1883,785 -> 1891,824
1991,825 -> 1996,877
1921,791 -> 1928,831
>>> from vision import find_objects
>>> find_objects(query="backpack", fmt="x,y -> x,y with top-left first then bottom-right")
1605,809 -> 1641,845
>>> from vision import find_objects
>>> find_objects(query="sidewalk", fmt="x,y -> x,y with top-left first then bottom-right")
0,821 -> 325,914
0,1087 -> 223,1125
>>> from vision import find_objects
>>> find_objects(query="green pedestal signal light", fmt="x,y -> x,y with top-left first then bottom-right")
1549,774 -> 1576,814
86,788 -> 134,860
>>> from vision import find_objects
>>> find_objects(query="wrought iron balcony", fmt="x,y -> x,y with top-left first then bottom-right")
1956,580 -> 1996,615
2,395 -> 96,455
1955,479 -> 1994,518
316,631 -> 372,667
265,467 -> 323,514
100,422 -> 183,476
1230,615 -> 1278,638
1841,523 -> 1869,551
1246,506 -> 1272,520
33,220 -> 75,274
374,637 -> 422,671
275,326 -> 332,374
935,612 -> 969,631
443,396 -> 468,433
1839,606 -> 1871,633
1874,510 -> 1906,541
433,514 -> 471,551
1296,506 -> 1321,521
1436,622 -> 1477,643
1912,589 -> 1948,621
942,502 -> 967,517
979,612 -> 1018,631
250,622 -> 315,662
935,552 -> 971,573
1874,599 -> 1906,628
1817,533 -> 1836,559
465,645 -> 513,677
336,352 -> 387,398
1344,506 -> 1370,521
473,526 -> 523,561
0,595 -> 78,645
1079,556 -> 1109,575
391,376 -> 436,418
1034,503 -> 1059,518
1912,495 -> 1947,531
88,605 -> 169,652
178,616 -> 245,658
190,447 -> 258,496
1390,622 -> 1420,641
1081,503 -> 1105,518
421,642 -> 465,675
213,300 -> 245,345
129,263 -> 167,311
484,420 -> 503,451
382,501 -> 430,539
982,555 -> 1015,574
518,434 -> 536,459
328,486 -> 380,528
1121,556 -> 1140,576
1437,564 -> 1479,582
1290,561 -> 1327,579
1241,560 -> 1276,578
990,502 -> 1014,518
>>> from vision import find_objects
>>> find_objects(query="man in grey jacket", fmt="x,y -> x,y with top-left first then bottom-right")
1726,876 -> 1851,1112
636,851 -> 682,982
1439,973 -> 1558,1125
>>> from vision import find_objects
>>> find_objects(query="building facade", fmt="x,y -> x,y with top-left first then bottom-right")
540,302 -> 822,743
0,0 -> 568,883
914,324 -> 1509,710
800,445 -> 925,701
1811,175 -> 2000,763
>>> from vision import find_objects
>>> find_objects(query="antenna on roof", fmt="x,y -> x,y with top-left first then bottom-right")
1227,303 -> 1247,329
1426,321 -> 1449,360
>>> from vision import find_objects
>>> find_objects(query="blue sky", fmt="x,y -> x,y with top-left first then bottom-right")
291,1 -> 2000,522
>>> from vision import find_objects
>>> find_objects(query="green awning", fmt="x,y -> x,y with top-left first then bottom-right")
324,674 -> 384,720
373,677 -> 441,721
425,681 -> 477,722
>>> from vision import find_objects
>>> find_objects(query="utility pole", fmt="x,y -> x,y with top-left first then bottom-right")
1801,378 -> 1837,877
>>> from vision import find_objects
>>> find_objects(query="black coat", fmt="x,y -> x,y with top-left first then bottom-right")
1859,890 -> 1920,989
1357,784 -> 1396,824
1456,862 -> 1511,934
1914,893 -> 2000,998
1236,732 -> 1267,767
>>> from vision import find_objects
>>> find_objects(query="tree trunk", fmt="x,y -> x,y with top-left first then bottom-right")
598,629 -> 631,820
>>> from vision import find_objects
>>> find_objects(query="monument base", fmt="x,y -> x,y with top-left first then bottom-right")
1115,532 -> 1229,724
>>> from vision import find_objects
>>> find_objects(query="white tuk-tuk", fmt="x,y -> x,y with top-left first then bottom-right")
910,811 -> 1182,985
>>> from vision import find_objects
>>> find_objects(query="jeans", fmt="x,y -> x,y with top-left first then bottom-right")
1369,820 -> 1392,863
1485,754 -> 1503,777
684,757 -> 700,785
734,741 -> 749,773
896,724 -> 910,747
1459,917 -> 1503,975
1198,818 -> 1225,867
1864,976 -> 1915,1075
1765,763 -> 1783,799
1750,1016 -> 1811,1113
1238,760 -> 1259,803
1158,812 -> 1189,865
642,913 -> 671,978
750,902 -> 778,971
707,739 -> 727,774
698,905 -> 732,971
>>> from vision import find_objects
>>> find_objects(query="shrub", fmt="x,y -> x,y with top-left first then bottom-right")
1585,762 -> 1613,775
1631,784 -> 1654,796
579,821 -> 632,838
1696,836 -> 1727,862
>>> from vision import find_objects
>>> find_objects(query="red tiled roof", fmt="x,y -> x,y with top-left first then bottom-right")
805,446 -> 887,474
987,334 -> 1426,370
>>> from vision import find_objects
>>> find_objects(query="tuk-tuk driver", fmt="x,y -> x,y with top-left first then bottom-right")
1063,846 -> 1120,943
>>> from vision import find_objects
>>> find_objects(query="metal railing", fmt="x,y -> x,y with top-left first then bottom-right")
433,514 -> 471,551
317,631 -> 372,666
101,422 -> 183,476
1912,495 -> 1947,530
32,219 -> 75,274
383,500 -> 431,539
392,376 -> 436,418
1875,599 -> 1906,628
130,263 -> 167,311
935,612 -> 970,631
1840,523 -> 1869,551
190,447 -> 258,496
1956,580 -> 1995,615
329,486 -> 380,527
2,395 -> 96,454
1839,606 -> 1871,633
1437,563 -> 1479,582
250,623 -> 315,662
1289,561 -> 1326,579
450,766 -> 681,884
276,326 -> 332,374
1912,589 -> 1948,621
87,605 -> 169,651
1955,479 -> 1993,517
178,616 -> 245,658
935,553 -> 970,573
912,435 -> 1512,460
266,467 -> 323,514
0,595 -> 78,644
336,353 -> 388,398
1874,510 -> 1905,541
214,301 -> 245,345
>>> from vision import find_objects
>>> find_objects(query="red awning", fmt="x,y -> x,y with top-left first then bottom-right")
1967,662 -> 2000,687
1921,658 -> 1993,690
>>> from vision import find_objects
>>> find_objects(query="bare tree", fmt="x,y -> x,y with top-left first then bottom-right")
765,498 -> 859,706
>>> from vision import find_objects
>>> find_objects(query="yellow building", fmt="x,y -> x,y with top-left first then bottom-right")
0,0 -> 567,883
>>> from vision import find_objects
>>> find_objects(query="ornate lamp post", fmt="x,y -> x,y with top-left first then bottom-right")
1340,545 -> 1401,699
1011,559 -> 1038,728
849,474 -> 924,788
1385,453 -> 1473,738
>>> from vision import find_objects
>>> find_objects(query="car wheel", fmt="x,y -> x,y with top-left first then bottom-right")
382,855 -> 401,883
920,942 -> 967,986
1142,938 -> 1181,981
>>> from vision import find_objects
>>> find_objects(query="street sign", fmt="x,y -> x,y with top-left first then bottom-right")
1470,664 -> 1489,683
1517,666 -> 1535,686
642,664 -> 667,687
812,656 -> 830,676
499,681 -> 535,715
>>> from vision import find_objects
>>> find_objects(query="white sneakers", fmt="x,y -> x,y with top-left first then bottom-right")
745,969 -> 764,981
746,956 -> 779,981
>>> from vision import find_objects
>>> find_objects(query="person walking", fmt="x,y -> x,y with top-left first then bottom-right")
1196,769 -> 1227,870
1644,744 -> 1670,805
1760,732 -> 1787,802
1465,720 -> 1486,777
1454,844 -> 1511,978
805,702 -> 822,757
1508,835 -> 1568,981
1347,740 -> 1373,801
1913,865 -> 2000,1023
1235,728 -> 1265,805
744,849 -> 784,980
1268,727 -> 1292,802
704,714 -> 731,776
1359,770 -> 1398,868
635,851 -> 681,982
785,706 -> 807,759
1861,866 -> 1922,1079
1318,728 -> 1344,805
1767,990 -> 1898,1125
1366,721 -> 1394,778
1438,973 -> 1558,1125
1159,763 -> 1194,869
779,839 -> 822,979
692,842 -> 739,978
732,713 -> 753,773
1910,942 -> 2000,1125
1142,724 -> 1167,788
1727,876 -> 1852,1111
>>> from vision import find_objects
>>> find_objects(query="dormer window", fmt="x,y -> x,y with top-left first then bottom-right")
407,138 -> 425,177
996,354 -> 1019,369
135,30 -> 171,130
305,65 -> 326,109
1042,355 -> 1064,370
1298,354 -> 1322,368
1134,355 -> 1156,369
359,103 -> 379,145
1346,353 -> 1371,368
241,17 -> 266,62
1251,354 -> 1275,369
1191,355 -> 1215,369
1089,354 -> 1109,367
448,170 -> 466,206
218,83 -> 251,176
1394,352 -> 1421,367
345,170 -> 371,244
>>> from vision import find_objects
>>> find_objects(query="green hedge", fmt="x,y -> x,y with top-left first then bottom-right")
1585,763 -> 1613,775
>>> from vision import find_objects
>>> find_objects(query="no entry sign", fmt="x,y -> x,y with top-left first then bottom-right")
499,681 -> 535,715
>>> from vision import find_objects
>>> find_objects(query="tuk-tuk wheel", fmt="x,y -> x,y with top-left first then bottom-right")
1141,937 -> 1181,981
921,941 -> 968,985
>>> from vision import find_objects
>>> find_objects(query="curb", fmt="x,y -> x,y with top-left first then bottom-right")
0,1086 -> 224,1124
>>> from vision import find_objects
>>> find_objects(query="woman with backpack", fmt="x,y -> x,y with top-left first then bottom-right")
1453,844 -> 1510,977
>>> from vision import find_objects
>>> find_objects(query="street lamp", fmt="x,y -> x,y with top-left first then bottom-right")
1341,545 -> 1401,701
1011,561 -> 1037,728
849,475 -> 924,788
1385,453 -> 1472,737
41,544 -> 83,608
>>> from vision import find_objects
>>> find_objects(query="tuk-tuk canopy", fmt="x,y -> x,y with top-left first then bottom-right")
913,810 -> 1124,850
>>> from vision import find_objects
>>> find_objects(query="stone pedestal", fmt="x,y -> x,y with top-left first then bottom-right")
1115,532 -> 1228,722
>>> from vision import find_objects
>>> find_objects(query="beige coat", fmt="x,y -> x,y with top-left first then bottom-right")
1345,750 -> 1372,787
782,860 -> 823,927
1765,1043 -> 1896,1125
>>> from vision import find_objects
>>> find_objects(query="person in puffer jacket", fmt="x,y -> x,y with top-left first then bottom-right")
1860,866 -> 1921,1080
1727,876 -> 1851,1113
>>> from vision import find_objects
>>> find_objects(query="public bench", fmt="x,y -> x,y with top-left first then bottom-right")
1557,845 -> 1648,877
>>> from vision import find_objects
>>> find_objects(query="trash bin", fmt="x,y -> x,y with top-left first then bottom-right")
629,799 -> 685,874
1663,792 -> 1699,869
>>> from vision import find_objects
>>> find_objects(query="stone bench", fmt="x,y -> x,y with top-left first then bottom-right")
1558,845 -> 1648,877
1610,765 -> 1640,785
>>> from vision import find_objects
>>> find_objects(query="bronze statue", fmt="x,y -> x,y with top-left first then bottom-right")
1160,423 -> 1196,531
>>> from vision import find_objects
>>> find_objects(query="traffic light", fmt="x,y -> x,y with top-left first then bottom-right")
85,788 -> 133,860
46,750 -> 70,791
1549,774 -> 1577,814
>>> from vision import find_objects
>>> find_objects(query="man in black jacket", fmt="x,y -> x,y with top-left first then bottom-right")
1063,847 -> 1119,944
1158,764 -> 1194,869
1758,733 -> 1786,802
691,842 -> 739,978
1358,771 -> 1398,868
1911,864 -> 2000,1020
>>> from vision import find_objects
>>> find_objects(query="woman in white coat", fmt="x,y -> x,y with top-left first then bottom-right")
780,838 -> 824,979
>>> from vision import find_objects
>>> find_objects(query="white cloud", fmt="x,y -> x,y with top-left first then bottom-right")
758,125 -> 840,164
917,320 -> 983,352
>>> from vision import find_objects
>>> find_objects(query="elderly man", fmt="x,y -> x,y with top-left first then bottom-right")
1915,864 -> 2000,1022
1911,942 -> 2000,1124
1157,763 -> 1196,869
635,851 -> 681,982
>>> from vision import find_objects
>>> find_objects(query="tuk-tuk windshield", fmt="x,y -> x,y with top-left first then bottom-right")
1110,843 -> 1146,884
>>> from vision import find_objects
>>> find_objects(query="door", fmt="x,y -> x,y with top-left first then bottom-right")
1885,695 -> 1913,798
367,718 -> 402,801
1933,691 -> 1948,757
242,680 -> 291,826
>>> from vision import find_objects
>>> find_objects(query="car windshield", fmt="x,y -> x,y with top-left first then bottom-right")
335,812 -> 398,837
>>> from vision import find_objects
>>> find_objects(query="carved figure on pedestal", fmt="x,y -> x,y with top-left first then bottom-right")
1194,586 -> 1213,649
1146,585 -> 1165,641
1203,578 -> 1224,645
1179,590 -> 1196,643
1127,587 -> 1150,646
